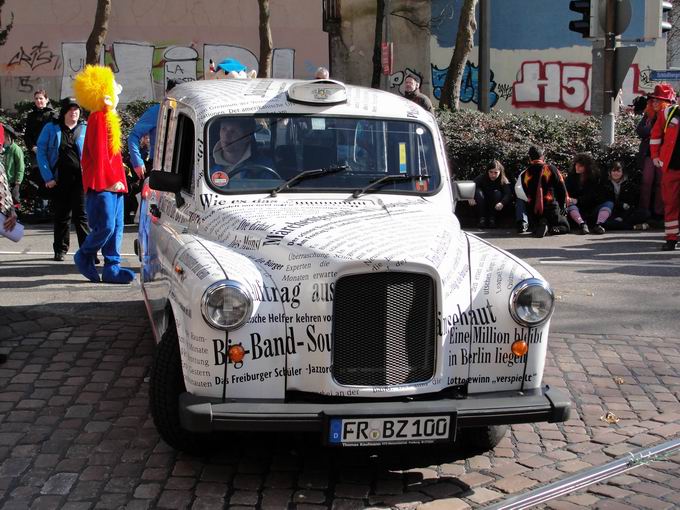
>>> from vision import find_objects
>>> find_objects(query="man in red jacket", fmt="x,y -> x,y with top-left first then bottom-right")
649,83 -> 680,251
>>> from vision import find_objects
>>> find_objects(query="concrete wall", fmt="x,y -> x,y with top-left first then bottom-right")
331,0 -> 432,95
327,0 -> 667,116
426,0 -> 667,115
0,0 -> 328,108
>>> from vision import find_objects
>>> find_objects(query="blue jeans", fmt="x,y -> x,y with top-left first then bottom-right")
515,199 -> 528,225
80,191 -> 125,265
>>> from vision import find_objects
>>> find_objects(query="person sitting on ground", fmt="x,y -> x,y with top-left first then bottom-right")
594,161 -> 650,232
469,160 -> 512,228
565,152 -> 601,234
209,117 -> 274,189
518,145 -> 569,238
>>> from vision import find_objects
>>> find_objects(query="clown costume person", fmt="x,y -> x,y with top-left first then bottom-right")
72,65 -> 135,283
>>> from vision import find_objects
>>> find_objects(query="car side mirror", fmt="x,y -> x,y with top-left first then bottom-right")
453,181 -> 475,201
149,170 -> 182,193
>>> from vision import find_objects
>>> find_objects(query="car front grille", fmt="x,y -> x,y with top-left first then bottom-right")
332,272 -> 436,386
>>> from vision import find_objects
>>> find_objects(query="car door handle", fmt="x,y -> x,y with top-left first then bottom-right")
149,204 -> 161,219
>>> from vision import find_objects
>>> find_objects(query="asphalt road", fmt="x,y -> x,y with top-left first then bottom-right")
1,223 -> 677,339
474,227 -> 680,339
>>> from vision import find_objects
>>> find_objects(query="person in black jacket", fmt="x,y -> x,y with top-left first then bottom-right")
24,90 -> 55,164
470,160 -> 512,228
403,75 -> 433,113
565,152 -> 601,234
594,161 -> 651,232
23,89 -> 55,216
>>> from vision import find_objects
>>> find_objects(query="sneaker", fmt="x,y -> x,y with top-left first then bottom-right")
488,218 -> 496,228
592,224 -> 605,235
579,223 -> 590,235
54,252 -> 65,261
517,221 -> 529,234
661,240 -> 677,251
633,223 -> 650,231
550,226 -> 561,235
534,221 -> 549,238
478,217 -> 486,228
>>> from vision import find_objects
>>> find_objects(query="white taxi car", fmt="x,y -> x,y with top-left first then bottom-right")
138,78 -> 570,452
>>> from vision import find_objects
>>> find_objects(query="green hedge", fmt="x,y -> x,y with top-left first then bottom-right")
436,108 -> 640,180
1,99 -> 643,217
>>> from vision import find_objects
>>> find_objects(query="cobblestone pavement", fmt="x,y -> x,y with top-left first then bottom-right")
1,303 -> 680,509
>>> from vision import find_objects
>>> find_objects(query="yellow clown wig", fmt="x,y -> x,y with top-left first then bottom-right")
73,65 -> 122,155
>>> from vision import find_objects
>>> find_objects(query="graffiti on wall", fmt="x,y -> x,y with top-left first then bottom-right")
5,40 -> 302,104
163,46 -> 199,84
431,61 -> 499,109
512,60 -> 647,113
8,41 -> 59,71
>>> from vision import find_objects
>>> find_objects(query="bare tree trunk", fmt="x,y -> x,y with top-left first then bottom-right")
86,0 -> 111,65
0,0 -> 15,47
371,0 -> 386,89
258,0 -> 273,78
439,0 -> 477,110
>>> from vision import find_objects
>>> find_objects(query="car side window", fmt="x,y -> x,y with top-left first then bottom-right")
171,113 -> 195,194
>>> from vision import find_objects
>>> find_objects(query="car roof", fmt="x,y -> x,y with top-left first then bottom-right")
168,78 -> 436,126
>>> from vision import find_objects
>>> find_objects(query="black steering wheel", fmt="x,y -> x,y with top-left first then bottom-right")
227,163 -> 282,180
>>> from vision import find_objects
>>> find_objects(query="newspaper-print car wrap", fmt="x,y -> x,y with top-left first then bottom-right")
139,78 -> 569,450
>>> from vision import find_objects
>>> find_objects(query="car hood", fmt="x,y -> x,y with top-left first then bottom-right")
196,196 -> 462,269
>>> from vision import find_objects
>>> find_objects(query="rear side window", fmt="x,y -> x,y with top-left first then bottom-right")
171,114 -> 195,194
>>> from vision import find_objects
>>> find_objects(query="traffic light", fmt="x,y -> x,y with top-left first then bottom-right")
569,1 -> 596,38
644,0 -> 673,40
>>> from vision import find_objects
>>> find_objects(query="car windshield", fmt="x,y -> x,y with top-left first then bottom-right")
205,115 -> 441,194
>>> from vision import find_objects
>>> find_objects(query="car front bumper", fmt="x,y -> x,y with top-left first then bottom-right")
179,386 -> 570,435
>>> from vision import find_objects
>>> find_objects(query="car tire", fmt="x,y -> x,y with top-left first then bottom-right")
149,322 -> 209,453
457,425 -> 508,454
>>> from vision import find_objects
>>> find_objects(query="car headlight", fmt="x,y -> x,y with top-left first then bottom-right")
201,280 -> 252,330
509,278 -> 554,327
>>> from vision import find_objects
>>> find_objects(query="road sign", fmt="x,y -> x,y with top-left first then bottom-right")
650,70 -> 680,81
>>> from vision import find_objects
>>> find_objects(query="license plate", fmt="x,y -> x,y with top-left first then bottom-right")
327,415 -> 452,446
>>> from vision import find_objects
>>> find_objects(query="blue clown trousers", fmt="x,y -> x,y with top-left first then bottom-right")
80,190 -> 125,265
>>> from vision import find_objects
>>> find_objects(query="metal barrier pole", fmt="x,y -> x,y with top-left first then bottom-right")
483,437 -> 680,510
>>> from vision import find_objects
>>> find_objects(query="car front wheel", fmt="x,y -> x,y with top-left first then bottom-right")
149,320 -> 209,453
457,425 -> 508,454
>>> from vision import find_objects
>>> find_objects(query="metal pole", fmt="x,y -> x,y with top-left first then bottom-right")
602,0 -> 617,147
483,437 -> 680,510
383,0 -> 391,91
479,0 -> 490,113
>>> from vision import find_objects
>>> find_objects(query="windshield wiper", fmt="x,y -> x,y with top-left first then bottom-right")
270,164 -> 349,196
352,174 -> 430,198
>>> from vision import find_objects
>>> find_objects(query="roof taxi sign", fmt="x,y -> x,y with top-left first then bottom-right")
287,80 -> 348,106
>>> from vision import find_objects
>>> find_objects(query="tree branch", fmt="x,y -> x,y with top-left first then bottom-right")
86,0 -> 111,65
390,11 -> 430,30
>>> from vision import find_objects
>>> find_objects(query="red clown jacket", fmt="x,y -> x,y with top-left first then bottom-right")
81,111 -> 127,193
